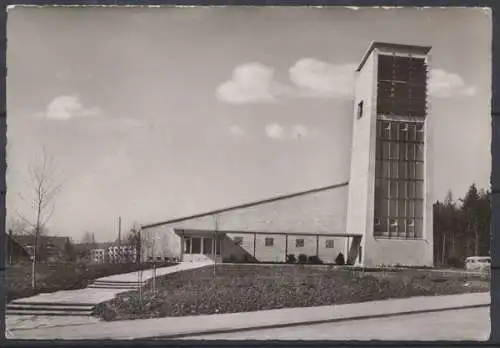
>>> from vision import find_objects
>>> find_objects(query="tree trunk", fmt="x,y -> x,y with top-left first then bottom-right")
32,229 -> 38,289
474,222 -> 480,256
441,232 -> 446,265
452,232 -> 456,256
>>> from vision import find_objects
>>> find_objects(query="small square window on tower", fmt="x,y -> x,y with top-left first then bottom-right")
295,238 -> 305,248
265,237 -> 274,247
357,101 -> 364,119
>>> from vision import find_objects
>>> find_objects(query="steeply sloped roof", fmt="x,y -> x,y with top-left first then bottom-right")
142,182 -> 349,229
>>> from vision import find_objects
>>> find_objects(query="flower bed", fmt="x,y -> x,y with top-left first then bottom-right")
97,264 -> 490,321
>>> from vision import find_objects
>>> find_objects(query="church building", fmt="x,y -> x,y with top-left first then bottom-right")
140,42 -> 434,267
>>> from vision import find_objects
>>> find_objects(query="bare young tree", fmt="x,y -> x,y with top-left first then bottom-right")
78,231 -> 97,263
126,223 -> 141,264
17,148 -> 63,289
7,217 -> 30,235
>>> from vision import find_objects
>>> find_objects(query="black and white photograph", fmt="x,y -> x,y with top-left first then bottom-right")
4,6 -> 492,341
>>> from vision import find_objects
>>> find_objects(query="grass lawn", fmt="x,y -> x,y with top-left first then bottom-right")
6,261 -> 177,302
97,264 -> 490,321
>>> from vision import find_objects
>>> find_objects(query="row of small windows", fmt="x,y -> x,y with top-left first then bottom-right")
235,236 -> 335,249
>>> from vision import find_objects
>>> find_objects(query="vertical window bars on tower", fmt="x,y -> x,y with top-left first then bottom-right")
374,119 -> 424,239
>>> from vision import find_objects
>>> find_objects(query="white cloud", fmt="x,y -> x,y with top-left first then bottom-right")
265,123 -> 285,140
217,60 -> 476,105
229,125 -> 245,136
265,123 -> 314,141
289,59 -> 356,99
216,63 -> 290,104
39,95 -> 101,120
429,69 -> 477,98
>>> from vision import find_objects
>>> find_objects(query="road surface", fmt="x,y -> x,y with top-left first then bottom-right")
180,307 -> 490,341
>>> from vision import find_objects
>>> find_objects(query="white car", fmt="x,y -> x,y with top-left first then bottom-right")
465,256 -> 491,272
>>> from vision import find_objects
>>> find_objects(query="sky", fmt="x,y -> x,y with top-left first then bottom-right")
6,6 -> 492,242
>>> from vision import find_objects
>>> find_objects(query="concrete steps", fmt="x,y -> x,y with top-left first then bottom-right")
7,301 -> 95,317
88,280 -> 146,290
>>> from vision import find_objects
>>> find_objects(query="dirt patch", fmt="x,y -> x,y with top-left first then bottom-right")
98,264 -> 489,321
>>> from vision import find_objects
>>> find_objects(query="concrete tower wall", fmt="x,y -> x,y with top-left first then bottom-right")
345,50 -> 378,265
347,43 -> 434,267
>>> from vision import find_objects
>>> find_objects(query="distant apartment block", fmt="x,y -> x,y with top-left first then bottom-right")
75,242 -> 138,263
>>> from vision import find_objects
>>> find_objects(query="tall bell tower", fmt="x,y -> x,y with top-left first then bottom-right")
346,42 -> 434,267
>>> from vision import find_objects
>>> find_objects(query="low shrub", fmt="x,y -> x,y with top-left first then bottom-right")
308,255 -> 323,264
243,254 -> 257,263
335,252 -> 345,266
297,254 -> 308,264
286,254 -> 297,264
222,255 -> 238,263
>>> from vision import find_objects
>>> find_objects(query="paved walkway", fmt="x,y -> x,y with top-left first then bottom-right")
7,261 -> 213,331
10,262 -> 213,305
183,306 -> 490,341
9,292 -> 490,340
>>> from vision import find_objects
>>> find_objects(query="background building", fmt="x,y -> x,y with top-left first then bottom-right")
74,242 -> 137,264
12,235 -> 72,262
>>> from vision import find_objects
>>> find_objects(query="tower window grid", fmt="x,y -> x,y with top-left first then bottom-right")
374,53 -> 426,239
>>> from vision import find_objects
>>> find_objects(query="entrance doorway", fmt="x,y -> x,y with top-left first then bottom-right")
183,236 -> 221,262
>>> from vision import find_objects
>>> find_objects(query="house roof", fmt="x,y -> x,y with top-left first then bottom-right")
73,242 -> 113,252
6,233 -> 31,258
142,181 -> 349,229
356,41 -> 432,72
13,235 -> 70,251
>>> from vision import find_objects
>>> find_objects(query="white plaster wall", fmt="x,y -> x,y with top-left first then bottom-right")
346,49 -> 378,264
223,232 -> 256,261
254,234 -> 287,263
286,235 -> 318,259
362,238 -> 433,266
318,236 -> 347,263
422,53 -> 435,266
140,225 -> 181,261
